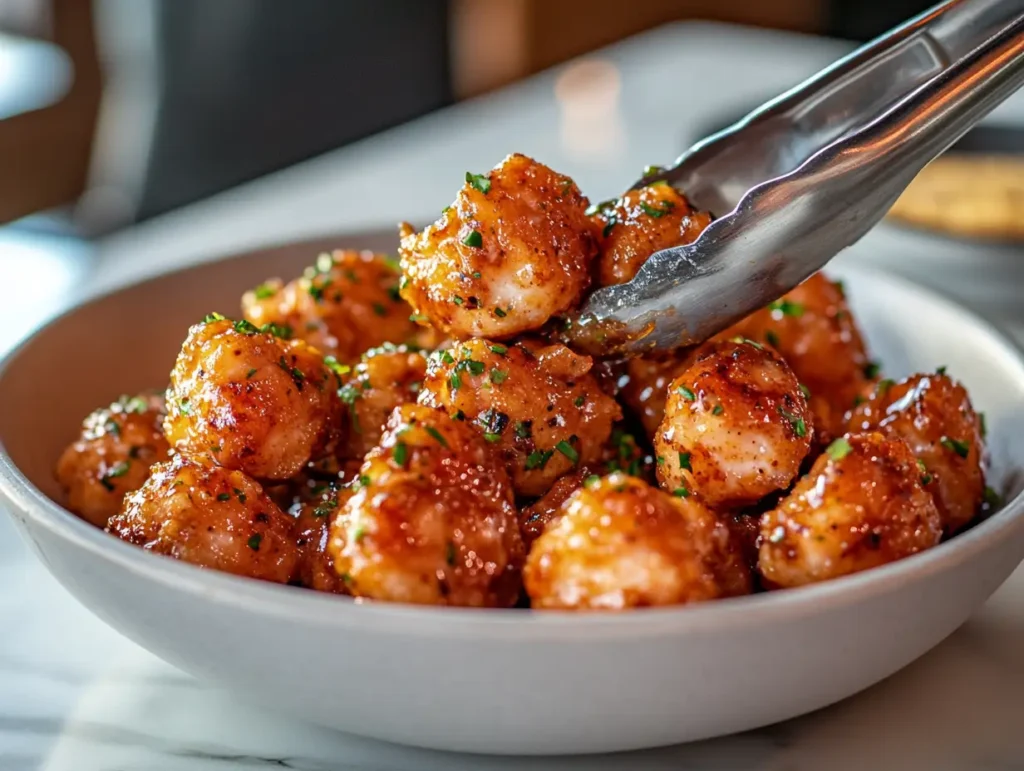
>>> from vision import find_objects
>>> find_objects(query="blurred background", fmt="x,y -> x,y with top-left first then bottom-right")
9,0 -> 1024,355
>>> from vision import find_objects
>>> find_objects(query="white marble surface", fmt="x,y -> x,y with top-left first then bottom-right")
4,20 -> 1024,771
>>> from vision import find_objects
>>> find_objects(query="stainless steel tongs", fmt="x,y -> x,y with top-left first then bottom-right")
567,0 -> 1024,355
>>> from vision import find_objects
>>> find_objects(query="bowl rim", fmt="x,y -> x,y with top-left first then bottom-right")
3,240 -> 1024,639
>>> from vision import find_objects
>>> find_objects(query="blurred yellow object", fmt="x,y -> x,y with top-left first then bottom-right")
887,155 -> 1024,240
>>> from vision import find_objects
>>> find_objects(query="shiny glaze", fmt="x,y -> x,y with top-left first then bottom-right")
524,473 -> 751,610
55,392 -> 170,528
847,373 -> 986,534
655,339 -> 813,510
418,338 -> 621,497
618,348 -> 698,440
328,404 -> 524,607
759,432 -> 942,588
398,153 -> 599,339
289,480 -> 353,594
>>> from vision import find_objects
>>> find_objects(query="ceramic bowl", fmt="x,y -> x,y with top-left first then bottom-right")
2,232 -> 1024,756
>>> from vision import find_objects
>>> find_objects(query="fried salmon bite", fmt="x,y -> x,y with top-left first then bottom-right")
241,249 -> 440,362
524,473 -> 751,610
417,338 -> 621,498
163,315 -> 343,481
758,433 -> 942,588
56,392 -> 171,528
328,404 -> 524,607
655,338 -> 813,511
847,372 -> 986,534
108,454 -> 300,584
398,154 -> 599,339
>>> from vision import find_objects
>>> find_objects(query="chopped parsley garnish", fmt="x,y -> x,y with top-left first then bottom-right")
179,398 -> 192,415
525,450 -> 554,470
449,371 -> 462,391
234,488 -> 246,504
712,404 -> 724,416
673,487 -> 690,498
863,361 -> 881,379
798,383 -> 811,399
765,330 -> 780,348
984,486 -> 1002,508
465,171 -> 491,194
584,474 -> 601,488
353,525 -> 367,543
678,451 -> 692,471
233,319 -> 259,335
307,278 -> 333,303
643,164 -> 665,176
324,355 -> 350,379
393,441 -> 409,467
465,359 -> 485,376
515,420 -> 532,439
462,230 -> 483,248
245,368 -> 258,379
484,433 -> 502,443
731,336 -> 762,349
472,271 -> 482,279
253,283 -> 276,299
494,307 -> 507,318
409,313 -> 429,323
247,534 -> 262,551
677,386 -> 696,401
99,460 -> 130,490
312,500 -> 337,518
936,365 -> 947,375
940,436 -> 970,458
639,201 -> 674,218
425,426 -> 449,448
584,198 -> 617,217
556,440 -> 579,464
826,437 -> 852,461
917,459 -> 933,485
489,369 -> 508,385
452,295 -> 464,306
877,379 -> 895,395
489,343 -> 508,355
767,299 -> 805,317
574,396 -> 585,407
979,412 -> 987,438
260,322 -> 293,339
202,312 -> 226,324
778,406 -> 807,438
217,493 -> 231,502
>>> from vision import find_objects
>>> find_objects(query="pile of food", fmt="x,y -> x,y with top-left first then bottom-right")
55,154 -> 996,610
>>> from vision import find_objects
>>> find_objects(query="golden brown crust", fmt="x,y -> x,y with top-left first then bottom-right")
163,317 -> 343,481
758,432 -> 942,588
56,393 -> 171,528
328,404 -> 524,607
592,183 -> 712,287
108,454 -> 300,584
398,154 -> 599,339
724,273 -> 872,441
524,473 -> 751,610
417,338 -> 622,498
655,339 -> 813,511
847,373 -> 985,534
618,348 -> 699,441
241,250 -> 440,362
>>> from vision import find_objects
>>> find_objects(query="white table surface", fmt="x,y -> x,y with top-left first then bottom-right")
4,21 -> 1024,770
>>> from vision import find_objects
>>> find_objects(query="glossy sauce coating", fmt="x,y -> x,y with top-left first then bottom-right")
847,373 -> 985,534
592,183 -> 712,287
758,432 -> 942,588
618,348 -> 698,441
241,250 -> 438,362
398,153 -> 599,339
418,338 -> 621,497
655,339 -> 813,510
725,273 -> 873,441
335,344 -> 427,461
56,393 -> 171,528
289,480 -> 354,594
524,473 -> 751,610
108,454 -> 300,583
164,317 -> 342,481
328,404 -> 524,607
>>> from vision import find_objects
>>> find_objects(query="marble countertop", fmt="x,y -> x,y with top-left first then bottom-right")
5,20 -> 1024,771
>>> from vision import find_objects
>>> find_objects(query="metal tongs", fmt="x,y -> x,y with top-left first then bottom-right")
567,0 -> 1024,355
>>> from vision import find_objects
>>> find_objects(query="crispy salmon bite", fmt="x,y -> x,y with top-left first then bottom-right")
163,315 -> 343,481
417,338 -> 622,498
847,372 -> 986,534
241,249 -> 440,362
723,272 -> 874,441
328,404 -> 524,607
398,153 -> 599,339
524,473 -> 751,610
758,433 -> 943,589
108,454 -> 300,584
56,393 -> 171,528
655,338 -> 813,511
591,182 -> 713,287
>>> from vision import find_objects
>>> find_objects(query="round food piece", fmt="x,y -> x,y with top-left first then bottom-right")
289,480 -> 354,594
335,344 -> 427,461
847,372 -> 985,534
592,183 -> 712,287
241,250 -> 439,362
655,339 -> 813,511
328,404 -> 524,607
164,315 -> 342,481
524,473 -> 751,610
758,432 -> 942,588
56,393 -> 171,528
398,153 -> 599,339
619,348 -> 699,440
724,272 -> 873,440
418,338 -> 621,497
109,454 -> 299,584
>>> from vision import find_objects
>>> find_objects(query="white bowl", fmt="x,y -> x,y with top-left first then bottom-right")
2,232 -> 1024,756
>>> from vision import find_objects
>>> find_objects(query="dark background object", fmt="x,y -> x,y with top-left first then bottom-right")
138,0 -> 453,219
